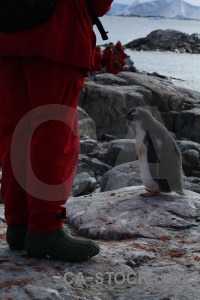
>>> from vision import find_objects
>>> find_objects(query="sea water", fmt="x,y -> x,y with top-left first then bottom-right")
94,16 -> 200,92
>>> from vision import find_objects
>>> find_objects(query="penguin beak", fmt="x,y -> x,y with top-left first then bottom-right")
120,114 -> 133,121
120,115 -> 127,121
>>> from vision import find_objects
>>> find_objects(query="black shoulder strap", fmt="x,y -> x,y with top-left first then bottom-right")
86,0 -> 108,40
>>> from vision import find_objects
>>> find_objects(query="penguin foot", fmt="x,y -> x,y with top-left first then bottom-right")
140,191 -> 158,197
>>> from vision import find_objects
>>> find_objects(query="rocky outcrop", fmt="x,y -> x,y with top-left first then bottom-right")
74,72 -> 200,197
80,72 -> 200,136
66,186 -> 200,240
125,29 -> 200,54
1,186 -> 200,299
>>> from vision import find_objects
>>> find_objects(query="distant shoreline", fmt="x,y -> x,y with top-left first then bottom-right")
106,14 -> 200,21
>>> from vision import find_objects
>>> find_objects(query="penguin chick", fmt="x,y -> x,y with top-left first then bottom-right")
123,107 -> 184,197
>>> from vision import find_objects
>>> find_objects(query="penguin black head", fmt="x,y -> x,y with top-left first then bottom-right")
120,108 -> 138,122
124,108 -> 137,121
122,107 -> 152,122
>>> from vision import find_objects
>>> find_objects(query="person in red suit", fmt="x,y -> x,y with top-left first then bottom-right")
0,0 -> 113,261
91,46 -> 103,73
110,41 -> 129,74
102,42 -> 114,73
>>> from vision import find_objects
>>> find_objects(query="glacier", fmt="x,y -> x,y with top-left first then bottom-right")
108,0 -> 200,20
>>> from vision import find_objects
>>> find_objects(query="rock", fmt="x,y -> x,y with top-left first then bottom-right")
0,189 -> 200,299
78,73 -> 200,140
77,154 -> 111,177
120,72 -> 185,112
78,107 -> 97,140
177,140 -> 200,177
182,160 -> 193,177
66,186 -> 200,240
79,78 -> 151,138
182,150 -> 199,168
125,29 -> 200,54
101,161 -> 142,192
159,111 -> 181,132
99,133 -> 117,142
79,138 -> 97,155
72,172 -> 98,197
175,108 -> 200,143
94,139 -> 137,167
177,140 -> 200,154
193,171 -> 200,178
183,176 -> 200,194
93,73 -> 128,86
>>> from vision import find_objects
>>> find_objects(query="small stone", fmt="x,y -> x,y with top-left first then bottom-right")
182,150 -> 199,168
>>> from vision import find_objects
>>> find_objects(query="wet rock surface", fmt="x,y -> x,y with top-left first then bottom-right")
0,186 -> 200,299
66,187 -> 200,240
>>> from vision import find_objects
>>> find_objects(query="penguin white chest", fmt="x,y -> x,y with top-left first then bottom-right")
135,123 -> 159,192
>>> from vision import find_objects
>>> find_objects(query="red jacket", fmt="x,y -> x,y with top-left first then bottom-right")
110,46 -> 129,74
0,0 -> 113,70
103,47 -> 113,73
91,48 -> 102,72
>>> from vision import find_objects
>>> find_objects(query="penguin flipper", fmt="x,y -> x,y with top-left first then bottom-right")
144,131 -> 172,193
144,131 -> 160,179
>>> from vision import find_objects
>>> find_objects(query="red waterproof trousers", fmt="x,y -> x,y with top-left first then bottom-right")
0,56 -> 84,233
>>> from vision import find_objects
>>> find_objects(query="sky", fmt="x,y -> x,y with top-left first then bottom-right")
115,0 -> 200,6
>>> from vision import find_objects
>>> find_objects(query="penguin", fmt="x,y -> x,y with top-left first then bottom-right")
121,107 -> 184,197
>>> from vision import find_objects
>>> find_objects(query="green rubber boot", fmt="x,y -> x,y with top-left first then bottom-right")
6,225 -> 27,250
25,228 -> 100,262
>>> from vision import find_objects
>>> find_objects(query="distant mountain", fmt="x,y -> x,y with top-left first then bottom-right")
108,0 -> 200,20
108,3 -> 128,15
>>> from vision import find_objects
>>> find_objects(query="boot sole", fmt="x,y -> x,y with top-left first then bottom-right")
27,247 -> 99,261
9,244 -> 25,250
